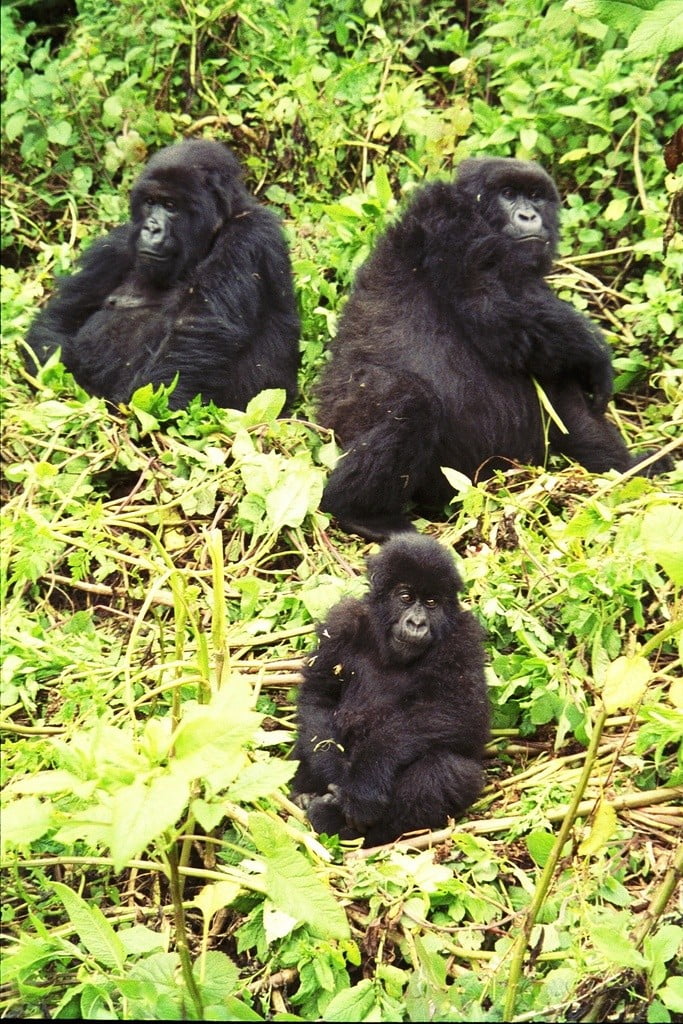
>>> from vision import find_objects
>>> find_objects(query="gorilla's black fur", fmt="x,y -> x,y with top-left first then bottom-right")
27,139 -> 300,411
291,535 -> 490,848
316,158 -> 671,540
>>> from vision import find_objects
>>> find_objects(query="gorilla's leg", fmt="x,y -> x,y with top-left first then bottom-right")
362,751 -> 485,848
320,383 -> 442,542
550,383 -> 673,476
306,790 -> 361,841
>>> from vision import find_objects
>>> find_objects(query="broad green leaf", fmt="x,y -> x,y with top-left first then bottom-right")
627,0 -> 683,55
52,882 -> 125,969
265,453 -> 324,531
110,773 -> 190,870
171,684 -> 261,789
324,979 -> 377,1021
242,388 -> 286,425
46,120 -> 72,145
645,924 -> 683,966
602,655 -> 651,713
659,976 -> 683,1014
191,797 -> 227,833
0,796 -> 53,854
221,998 -> 265,1021
249,813 -> 350,940
599,875 -> 632,908
527,830 -> 556,867
566,0 -> 656,34
592,921 -> 647,969
579,798 -> 617,856
125,951 -> 182,1015
118,924 -> 166,957
641,505 -> 683,584
9,768 -> 92,798
194,881 -> 242,924
194,949 -> 239,996
5,111 -> 27,142
226,758 -> 297,802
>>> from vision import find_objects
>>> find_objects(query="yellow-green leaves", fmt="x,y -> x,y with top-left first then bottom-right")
602,655 -> 651,714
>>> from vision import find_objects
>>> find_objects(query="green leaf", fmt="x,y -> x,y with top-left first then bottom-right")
372,164 -> 393,208
527,830 -> 555,867
109,773 -> 191,870
565,0 -> 656,34
5,110 -> 27,142
641,505 -> 683,584
592,918 -> 647,969
194,949 -> 239,998
659,976 -> 683,1014
579,798 -> 617,856
0,796 -> 53,854
627,0 -> 683,55
249,813 -> 350,940
118,924 -> 166,957
242,388 -> 286,425
647,999 -> 673,1023
646,924 -> 683,965
602,655 -> 651,713
193,881 -> 242,925
46,119 -> 72,145
324,979 -> 377,1021
226,758 -> 297,802
171,684 -> 261,790
265,453 -> 324,531
52,882 -> 125,969
221,998 -> 265,1021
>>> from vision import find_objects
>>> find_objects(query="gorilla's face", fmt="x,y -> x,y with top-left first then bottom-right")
129,168 -> 224,287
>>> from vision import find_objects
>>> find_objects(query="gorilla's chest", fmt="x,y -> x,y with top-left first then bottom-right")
334,660 -> 413,739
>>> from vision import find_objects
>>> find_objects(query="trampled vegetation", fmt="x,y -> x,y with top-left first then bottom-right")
1,0 -> 682,1020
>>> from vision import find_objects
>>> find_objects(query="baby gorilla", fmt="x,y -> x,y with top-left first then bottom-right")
291,535 -> 490,847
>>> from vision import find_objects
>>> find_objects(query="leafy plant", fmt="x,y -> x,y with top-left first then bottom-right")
1,0 -> 681,1019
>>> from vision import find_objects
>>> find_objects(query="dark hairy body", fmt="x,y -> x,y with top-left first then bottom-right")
27,139 -> 300,411
291,535 -> 490,848
316,158 -> 672,540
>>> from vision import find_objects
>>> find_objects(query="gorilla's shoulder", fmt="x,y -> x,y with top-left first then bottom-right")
316,596 -> 367,646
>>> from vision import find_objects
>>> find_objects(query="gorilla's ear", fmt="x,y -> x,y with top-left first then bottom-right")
205,169 -> 236,222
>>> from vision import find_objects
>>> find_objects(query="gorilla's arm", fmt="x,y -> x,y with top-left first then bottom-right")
397,185 -> 614,412
25,227 -> 133,365
290,599 -> 364,792
133,209 -> 298,408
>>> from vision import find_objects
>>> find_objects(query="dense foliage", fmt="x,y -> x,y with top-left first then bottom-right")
1,0 -> 682,1020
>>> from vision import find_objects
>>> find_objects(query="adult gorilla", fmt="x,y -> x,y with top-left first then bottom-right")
316,157 -> 672,541
27,139 -> 300,411
291,534 -> 489,848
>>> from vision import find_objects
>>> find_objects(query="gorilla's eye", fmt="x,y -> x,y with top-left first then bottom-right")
398,589 -> 413,603
500,186 -> 516,200
424,598 -> 437,608
528,189 -> 543,201
161,198 -> 177,212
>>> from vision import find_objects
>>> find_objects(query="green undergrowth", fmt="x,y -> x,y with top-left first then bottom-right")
2,0 -> 682,1020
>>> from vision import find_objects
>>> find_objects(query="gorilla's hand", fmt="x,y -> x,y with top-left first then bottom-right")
584,353 -> 614,414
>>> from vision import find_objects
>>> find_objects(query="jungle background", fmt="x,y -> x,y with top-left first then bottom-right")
1,0 -> 682,1019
